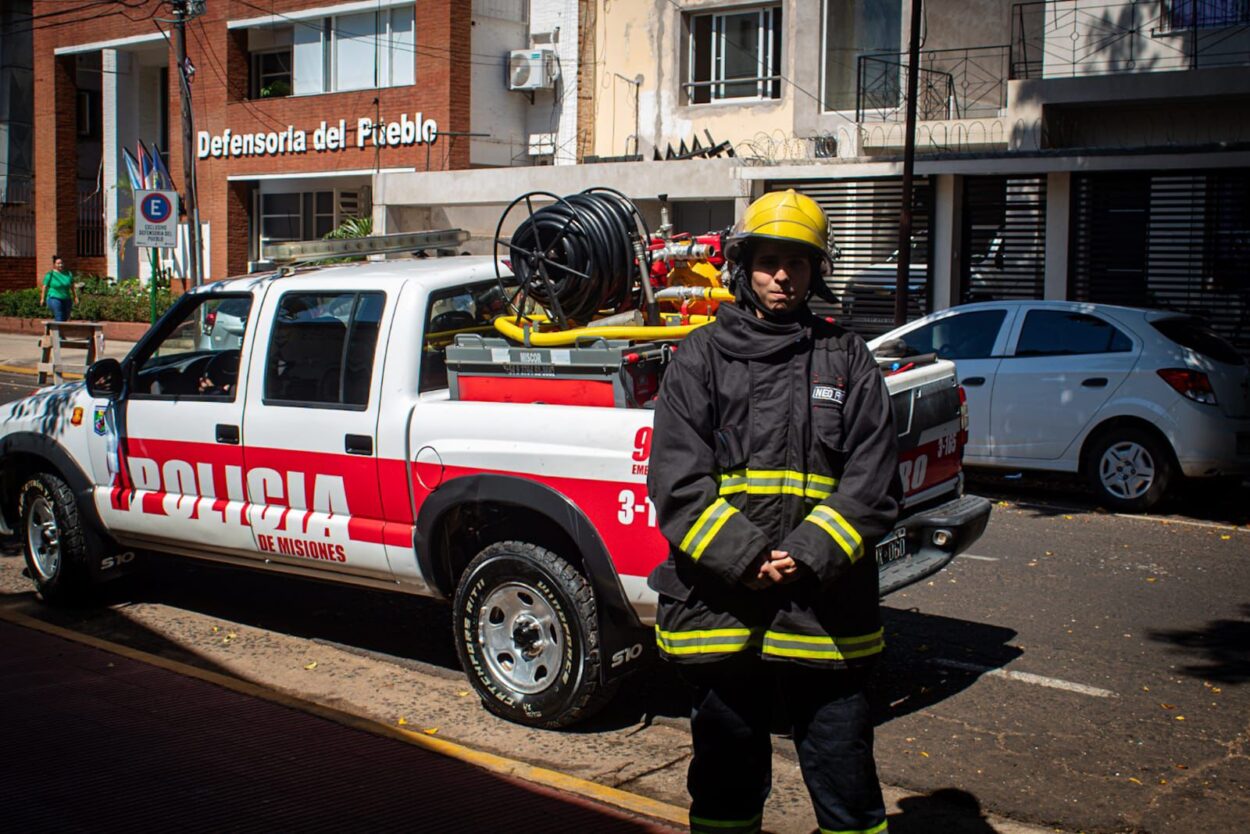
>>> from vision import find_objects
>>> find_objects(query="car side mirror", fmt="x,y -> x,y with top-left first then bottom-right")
85,358 -> 124,398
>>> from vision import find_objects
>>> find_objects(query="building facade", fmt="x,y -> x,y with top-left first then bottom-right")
22,0 -> 1250,358
29,0 -> 589,285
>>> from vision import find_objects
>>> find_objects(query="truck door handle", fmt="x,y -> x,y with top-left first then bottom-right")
345,434 -> 373,456
216,424 -> 240,445
961,377 -> 985,387
1081,377 -> 1108,388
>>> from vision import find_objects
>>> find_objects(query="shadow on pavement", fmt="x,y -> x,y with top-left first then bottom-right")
886,788 -> 1000,833
4,537 -> 1024,732
968,471 -> 1250,527
1148,603 -> 1250,685
873,607 -> 1022,724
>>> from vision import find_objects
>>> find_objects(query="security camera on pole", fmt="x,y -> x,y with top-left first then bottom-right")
171,0 -> 206,289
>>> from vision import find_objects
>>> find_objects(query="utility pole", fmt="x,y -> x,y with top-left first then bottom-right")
895,0 -> 923,327
171,0 -> 205,287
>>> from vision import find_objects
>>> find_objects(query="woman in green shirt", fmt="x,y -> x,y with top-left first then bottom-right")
40,254 -> 77,322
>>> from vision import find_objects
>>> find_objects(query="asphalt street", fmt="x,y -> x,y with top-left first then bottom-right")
1,379 -> 1246,833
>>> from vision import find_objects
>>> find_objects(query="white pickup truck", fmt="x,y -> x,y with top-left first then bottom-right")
0,255 -> 990,727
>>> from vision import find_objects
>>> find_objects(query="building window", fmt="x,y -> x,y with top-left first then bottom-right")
260,190 -> 370,248
1163,0 -> 1250,31
687,6 -> 781,104
243,6 -> 414,98
291,7 -> 415,95
253,49 -> 293,98
822,0 -> 902,112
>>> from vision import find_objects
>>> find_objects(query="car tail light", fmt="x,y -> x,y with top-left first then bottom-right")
957,384 -> 970,439
1157,368 -> 1218,405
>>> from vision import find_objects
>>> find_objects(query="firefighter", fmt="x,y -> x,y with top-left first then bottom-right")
647,189 -> 900,834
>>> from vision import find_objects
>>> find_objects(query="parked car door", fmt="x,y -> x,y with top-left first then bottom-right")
990,308 -> 1139,460
91,292 -> 260,558
240,284 -> 396,581
884,306 -> 1014,458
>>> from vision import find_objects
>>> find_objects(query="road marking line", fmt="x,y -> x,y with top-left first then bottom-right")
932,658 -> 1117,698
0,607 -> 687,827
1110,514 -> 1246,532
959,554 -> 999,561
1005,500 -> 1245,533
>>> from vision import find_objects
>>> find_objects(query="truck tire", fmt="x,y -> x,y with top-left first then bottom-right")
19,472 -> 92,604
1086,427 -> 1173,513
453,541 -> 616,728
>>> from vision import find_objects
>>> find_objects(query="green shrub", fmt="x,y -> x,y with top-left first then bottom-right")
0,287 -> 45,318
0,276 -> 174,322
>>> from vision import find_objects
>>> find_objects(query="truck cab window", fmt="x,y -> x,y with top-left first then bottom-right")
264,290 -> 385,408
421,282 -> 513,392
131,294 -> 254,399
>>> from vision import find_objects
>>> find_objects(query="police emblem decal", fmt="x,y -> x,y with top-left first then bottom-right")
93,408 -> 108,436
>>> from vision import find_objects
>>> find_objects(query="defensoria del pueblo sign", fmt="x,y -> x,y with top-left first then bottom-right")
197,114 -> 438,159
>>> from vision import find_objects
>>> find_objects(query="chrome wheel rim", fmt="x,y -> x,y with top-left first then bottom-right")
478,581 -> 563,695
26,496 -> 60,581
1099,441 -> 1156,501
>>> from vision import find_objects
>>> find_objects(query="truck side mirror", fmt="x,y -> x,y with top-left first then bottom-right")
85,358 -> 124,398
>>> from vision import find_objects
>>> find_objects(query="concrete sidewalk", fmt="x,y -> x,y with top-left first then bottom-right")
0,330 -> 136,377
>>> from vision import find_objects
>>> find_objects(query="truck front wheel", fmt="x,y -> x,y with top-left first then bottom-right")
19,472 -> 91,604
453,541 -> 615,728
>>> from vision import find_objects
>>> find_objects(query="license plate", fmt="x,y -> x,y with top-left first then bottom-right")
874,528 -> 907,567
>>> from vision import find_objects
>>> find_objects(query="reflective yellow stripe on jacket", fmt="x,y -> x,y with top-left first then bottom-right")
679,497 -> 739,561
656,626 -> 763,656
803,504 -> 864,561
761,628 -> 884,661
717,469 -> 838,500
690,812 -> 764,834
819,821 -> 887,834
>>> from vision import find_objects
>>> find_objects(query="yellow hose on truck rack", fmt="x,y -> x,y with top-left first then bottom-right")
492,313 -> 715,345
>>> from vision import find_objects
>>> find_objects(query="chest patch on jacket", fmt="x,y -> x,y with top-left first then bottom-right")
811,384 -> 846,407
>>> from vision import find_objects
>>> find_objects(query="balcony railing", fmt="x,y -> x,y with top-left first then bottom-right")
1011,0 -> 1250,79
856,45 -> 1010,124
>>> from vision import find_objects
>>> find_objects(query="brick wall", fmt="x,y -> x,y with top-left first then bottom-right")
0,258 -> 37,292
34,0 -> 473,283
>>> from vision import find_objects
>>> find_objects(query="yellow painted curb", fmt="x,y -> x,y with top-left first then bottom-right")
0,364 -> 39,377
0,606 -> 688,828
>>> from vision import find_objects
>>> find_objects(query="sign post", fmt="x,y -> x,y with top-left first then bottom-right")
134,189 -> 179,323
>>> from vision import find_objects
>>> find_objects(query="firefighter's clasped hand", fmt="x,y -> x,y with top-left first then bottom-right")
743,549 -> 799,590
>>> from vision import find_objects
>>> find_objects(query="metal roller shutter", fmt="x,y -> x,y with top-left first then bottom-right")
766,177 -> 933,338
960,175 -> 1046,303
1071,170 -> 1250,360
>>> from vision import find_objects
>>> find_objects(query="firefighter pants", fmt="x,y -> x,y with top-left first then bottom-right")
680,657 -> 886,834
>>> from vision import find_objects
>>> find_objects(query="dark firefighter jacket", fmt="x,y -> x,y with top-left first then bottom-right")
647,301 -> 900,668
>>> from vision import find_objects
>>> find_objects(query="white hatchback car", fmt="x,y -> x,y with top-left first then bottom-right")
868,301 -> 1250,511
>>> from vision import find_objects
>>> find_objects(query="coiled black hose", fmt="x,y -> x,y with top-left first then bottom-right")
499,189 -> 648,327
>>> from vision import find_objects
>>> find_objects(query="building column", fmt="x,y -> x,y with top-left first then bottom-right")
1044,171 -> 1071,300
101,49 -> 120,280
931,174 -> 962,310
33,54 -> 79,278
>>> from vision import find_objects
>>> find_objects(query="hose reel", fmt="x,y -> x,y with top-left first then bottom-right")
493,189 -> 656,330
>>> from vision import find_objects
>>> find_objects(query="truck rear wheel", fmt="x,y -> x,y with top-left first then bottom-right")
453,541 -> 615,728
19,472 -> 92,604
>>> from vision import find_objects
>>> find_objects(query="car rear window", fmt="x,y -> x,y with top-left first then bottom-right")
1015,310 -> 1132,356
1152,318 -> 1245,366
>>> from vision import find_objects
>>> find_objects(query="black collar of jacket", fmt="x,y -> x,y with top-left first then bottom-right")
711,298 -> 815,360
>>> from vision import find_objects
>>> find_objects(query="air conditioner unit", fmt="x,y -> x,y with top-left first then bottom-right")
508,48 -> 558,91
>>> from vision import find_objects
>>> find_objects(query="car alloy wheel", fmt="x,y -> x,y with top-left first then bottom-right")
1098,440 -> 1156,501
